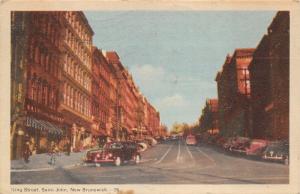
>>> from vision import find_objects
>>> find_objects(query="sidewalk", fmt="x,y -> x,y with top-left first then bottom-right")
11,151 -> 86,172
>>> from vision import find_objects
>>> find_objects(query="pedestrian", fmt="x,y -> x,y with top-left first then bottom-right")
49,141 -> 59,165
23,141 -> 31,163
64,139 -> 71,156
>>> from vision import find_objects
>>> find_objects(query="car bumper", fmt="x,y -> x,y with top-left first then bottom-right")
262,155 -> 285,160
84,158 -> 115,163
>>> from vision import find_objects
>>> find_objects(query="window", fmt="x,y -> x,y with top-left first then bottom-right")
70,87 -> 73,108
34,47 -> 40,64
67,85 -> 70,106
42,83 -> 48,105
37,81 -> 42,104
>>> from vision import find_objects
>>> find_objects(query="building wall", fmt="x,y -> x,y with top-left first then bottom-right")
11,12 -> 30,159
11,11 -> 161,157
249,11 -> 289,140
249,35 -> 271,139
199,99 -> 219,134
11,12 -> 71,156
215,49 -> 254,137
91,47 -> 111,137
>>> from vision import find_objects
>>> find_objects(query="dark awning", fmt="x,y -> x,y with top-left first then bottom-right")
26,117 -> 63,135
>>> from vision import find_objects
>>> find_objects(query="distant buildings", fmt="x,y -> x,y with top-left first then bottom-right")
199,11 -> 289,141
199,99 -> 219,135
11,11 -> 161,159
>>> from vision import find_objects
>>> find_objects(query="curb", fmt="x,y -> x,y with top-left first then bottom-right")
11,162 -> 82,172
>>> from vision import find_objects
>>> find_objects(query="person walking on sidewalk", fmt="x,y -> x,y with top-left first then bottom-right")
23,141 -> 31,163
64,139 -> 71,156
49,141 -> 59,165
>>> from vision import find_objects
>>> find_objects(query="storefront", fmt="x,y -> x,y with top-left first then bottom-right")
25,117 -> 63,154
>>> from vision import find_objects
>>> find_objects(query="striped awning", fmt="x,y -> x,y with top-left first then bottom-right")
26,117 -> 63,135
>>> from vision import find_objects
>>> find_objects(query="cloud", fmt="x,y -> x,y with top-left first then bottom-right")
156,94 -> 188,109
131,64 -> 165,82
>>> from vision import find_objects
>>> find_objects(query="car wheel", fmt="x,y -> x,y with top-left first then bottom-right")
114,157 -> 121,166
135,155 -> 141,164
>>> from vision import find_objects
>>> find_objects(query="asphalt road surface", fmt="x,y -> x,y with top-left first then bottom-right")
11,139 -> 289,184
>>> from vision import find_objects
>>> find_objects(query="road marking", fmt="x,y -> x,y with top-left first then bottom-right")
196,147 -> 216,164
141,158 -> 157,163
154,144 -> 173,164
11,168 -> 54,172
11,163 -> 82,172
185,144 -> 195,161
176,140 -> 181,163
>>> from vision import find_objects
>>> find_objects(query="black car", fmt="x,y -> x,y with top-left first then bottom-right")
84,141 -> 141,166
262,141 -> 289,165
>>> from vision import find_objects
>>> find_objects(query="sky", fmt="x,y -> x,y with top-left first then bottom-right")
84,11 -> 277,129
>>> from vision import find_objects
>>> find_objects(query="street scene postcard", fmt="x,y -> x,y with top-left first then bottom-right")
1,1 -> 300,194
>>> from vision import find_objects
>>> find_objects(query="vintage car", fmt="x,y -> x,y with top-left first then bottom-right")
84,141 -> 141,166
262,141 -> 289,165
186,135 -> 197,145
229,137 -> 250,154
222,137 -> 235,151
245,139 -> 269,156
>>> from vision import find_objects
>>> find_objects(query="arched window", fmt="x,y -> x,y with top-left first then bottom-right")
49,87 -> 54,109
66,85 -> 70,106
31,74 -> 37,101
73,90 -> 77,110
74,64 -> 78,80
70,87 -> 73,108
37,79 -> 43,104
34,46 -> 40,64
80,70 -> 83,84
48,86 -> 52,108
63,83 -> 67,104
83,97 -> 86,115
42,81 -> 48,105
70,61 -> 74,76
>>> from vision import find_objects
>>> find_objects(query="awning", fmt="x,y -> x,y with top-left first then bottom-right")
26,117 -> 63,136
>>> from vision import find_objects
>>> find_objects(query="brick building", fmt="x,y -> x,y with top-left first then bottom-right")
249,11 -> 289,140
104,51 -> 161,140
58,11 -> 94,151
199,99 -> 219,135
11,12 -> 67,157
144,99 -> 160,136
215,48 -> 255,137
91,47 -> 111,140
11,11 -> 161,159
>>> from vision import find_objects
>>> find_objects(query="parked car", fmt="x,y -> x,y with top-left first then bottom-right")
223,137 -> 238,151
134,140 -> 148,152
229,137 -> 250,154
186,135 -> 197,145
262,141 -> 289,165
245,139 -> 269,156
215,136 -> 227,148
146,137 -> 158,146
84,141 -> 141,166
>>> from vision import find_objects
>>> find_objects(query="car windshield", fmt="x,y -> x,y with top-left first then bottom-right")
104,142 -> 123,149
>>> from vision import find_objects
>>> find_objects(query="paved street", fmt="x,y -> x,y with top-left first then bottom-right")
11,139 -> 289,184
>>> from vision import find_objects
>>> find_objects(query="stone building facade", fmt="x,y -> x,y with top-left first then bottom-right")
58,11 -> 94,151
